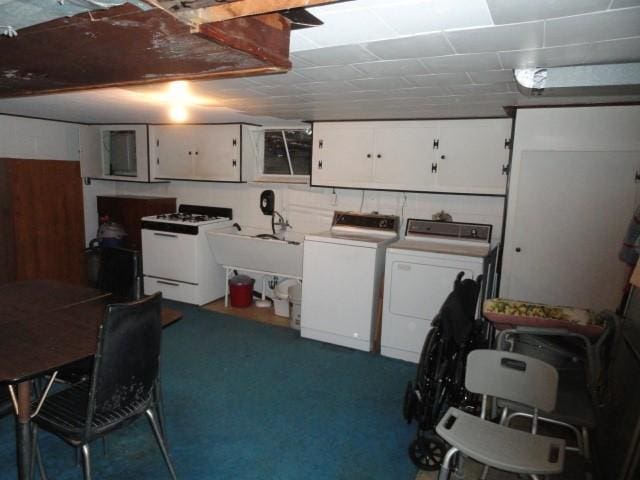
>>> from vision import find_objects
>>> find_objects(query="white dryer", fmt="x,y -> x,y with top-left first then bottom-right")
381,219 -> 497,363
301,211 -> 399,352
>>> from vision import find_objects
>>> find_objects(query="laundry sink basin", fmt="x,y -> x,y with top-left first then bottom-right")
206,227 -> 304,278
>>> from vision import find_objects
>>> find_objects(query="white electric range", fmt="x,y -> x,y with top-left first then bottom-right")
141,204 -> 233,305
381,218 -> 497,363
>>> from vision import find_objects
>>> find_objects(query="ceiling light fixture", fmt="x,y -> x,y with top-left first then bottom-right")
514,63 -> 640,97
169,104 -> 188,122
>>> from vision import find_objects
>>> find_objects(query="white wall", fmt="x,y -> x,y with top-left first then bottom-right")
113,180 -> 505,244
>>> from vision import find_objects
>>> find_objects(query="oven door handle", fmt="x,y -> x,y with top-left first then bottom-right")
153,232 -> 179,238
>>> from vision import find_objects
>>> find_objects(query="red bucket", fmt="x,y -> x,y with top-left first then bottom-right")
229,275 -> 254,308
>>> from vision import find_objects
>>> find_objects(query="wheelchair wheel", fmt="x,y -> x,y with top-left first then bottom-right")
403,381 -> 417,424
408,430 -> 446,471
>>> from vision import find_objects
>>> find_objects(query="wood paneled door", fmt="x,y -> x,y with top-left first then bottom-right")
0,158 -> 86,285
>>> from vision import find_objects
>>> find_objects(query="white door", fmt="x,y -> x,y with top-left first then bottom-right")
311,122 -> 374,188
154,125 -> 194,179
503,150 -> 640,311
78,125 -> 102,178
301,240 -> 377,346
373,123 -> 438,190
436,119 -> 511,194
194,125 -> 241,181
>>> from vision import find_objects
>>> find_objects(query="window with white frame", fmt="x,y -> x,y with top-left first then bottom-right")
262,129 -> 312,177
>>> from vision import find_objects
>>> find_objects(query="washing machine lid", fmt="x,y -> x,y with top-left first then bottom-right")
305,230 -> 397,247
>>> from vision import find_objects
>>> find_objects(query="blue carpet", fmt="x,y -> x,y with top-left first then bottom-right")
0,301 -> 418,479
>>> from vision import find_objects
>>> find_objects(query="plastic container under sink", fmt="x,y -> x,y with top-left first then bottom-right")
273,279 -> 300,317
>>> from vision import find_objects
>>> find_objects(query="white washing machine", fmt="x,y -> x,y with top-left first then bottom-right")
381,219 -> 497,363
301,211 -> 399,352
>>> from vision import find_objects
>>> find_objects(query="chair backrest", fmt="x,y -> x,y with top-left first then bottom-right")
97,247 -> 142,301
88,292 -> 162,415
465,349 -> 558,412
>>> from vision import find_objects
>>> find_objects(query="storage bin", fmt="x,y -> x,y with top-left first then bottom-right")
289,283 -> 302,330
229,275 -> 254,308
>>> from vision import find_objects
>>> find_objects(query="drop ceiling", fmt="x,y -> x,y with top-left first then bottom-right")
1,0 -> 639,125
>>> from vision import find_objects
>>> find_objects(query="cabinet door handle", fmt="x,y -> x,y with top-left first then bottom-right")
232,159 -> 237,167
188,151 -> 192,155
366,154 -> 371,158
232,138 -> 237,147
431,163 -> 438,173
433,139 -> 439,149
318,160 -> 323,169
319,139 -> 324,149
157,280 -> 180,287
153,232 -> 178,238
377,154 -> 382,159
440,155 -> 446,160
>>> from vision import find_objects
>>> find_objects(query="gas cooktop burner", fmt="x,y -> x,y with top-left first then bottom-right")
156,213 -> 219,223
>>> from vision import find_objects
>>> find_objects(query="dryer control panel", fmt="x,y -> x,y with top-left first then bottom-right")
405,219 -> 491,242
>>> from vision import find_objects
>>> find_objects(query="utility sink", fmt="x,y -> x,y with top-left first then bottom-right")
206,226 -> 304,278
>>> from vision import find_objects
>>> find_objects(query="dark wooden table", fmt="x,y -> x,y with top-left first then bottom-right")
0,280 -> 182,480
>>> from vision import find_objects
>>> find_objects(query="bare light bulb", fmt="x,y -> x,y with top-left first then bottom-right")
169,105 -> 188,122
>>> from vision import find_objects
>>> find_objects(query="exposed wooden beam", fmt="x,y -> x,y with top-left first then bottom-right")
166,0 -> 348,25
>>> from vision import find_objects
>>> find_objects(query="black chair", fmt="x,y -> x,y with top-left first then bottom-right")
32,293 -> 177,480
96,246 -> 143,303
57,246 -> 143,383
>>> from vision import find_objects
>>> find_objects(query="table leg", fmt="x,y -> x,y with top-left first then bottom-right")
15,381 -> 32,480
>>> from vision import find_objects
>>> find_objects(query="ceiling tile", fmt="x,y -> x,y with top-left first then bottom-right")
389,86 -> 450,97
348,77 -> 413,90
406,72 -> 472,87
486,0 -> 610,25
499,44 -> 591,68
371,0 -> 493,35
421,52 -> 502,73
295,9 -> 397,48
365,32 -> 454,60
445,21 -> 544,54
248,72 -> 308,86
586,37 -> 640,63
611,0 -> 640,7
246,85 -> 304,97
292,45 -> 380,66
296,65 -> 366,82
468,69 -> 515,83
545,8 -> 640,46
289,32 -> 320,52
298,81 -> 358,94
448,83 -> 514,95
352,58 -> 430,77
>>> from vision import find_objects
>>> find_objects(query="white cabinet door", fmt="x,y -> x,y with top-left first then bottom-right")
153,125 -> 195,179
503,150 -> 640,311
194,125 -> 241,181
312,122 -> 374,188
373,122 -> 438,190
436,119 -> 511,194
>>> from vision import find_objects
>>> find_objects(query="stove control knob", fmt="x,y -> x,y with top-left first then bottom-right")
470,228 -> 478,238
379,220 -> 387,228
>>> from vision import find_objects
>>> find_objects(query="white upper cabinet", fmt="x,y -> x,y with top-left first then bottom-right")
312,122 -> 374,187
79,124 -> 157,182
311,119 -> 512,195
435,119 -> 511,194
150,124 -> 242,182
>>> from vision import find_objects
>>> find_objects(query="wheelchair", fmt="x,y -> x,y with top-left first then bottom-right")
403,272 -> 488,470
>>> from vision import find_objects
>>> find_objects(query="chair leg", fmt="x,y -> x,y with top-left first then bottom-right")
30,425 -> 47,480
480,464 -> 490,480
438,447 -> 459,480
80,444 -> 92,480
146,409 -> 177,480
154,377 -> 169,446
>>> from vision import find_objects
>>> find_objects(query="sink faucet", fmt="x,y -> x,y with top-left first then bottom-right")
271,211 -> 291,236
